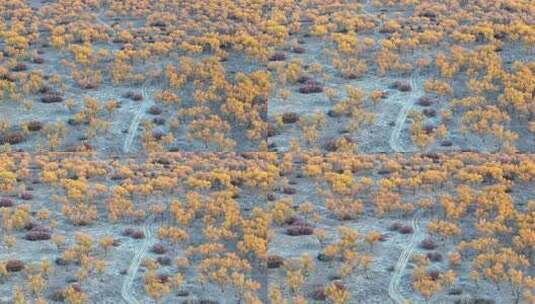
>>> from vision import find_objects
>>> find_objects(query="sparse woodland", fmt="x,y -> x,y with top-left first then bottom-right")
1,0 -> 535,304
0,153 -> 534,303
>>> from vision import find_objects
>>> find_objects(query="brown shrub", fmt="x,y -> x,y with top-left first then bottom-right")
283,187 -> 297,195
427,252 -> 443,262
311,286 -> 327,300
423,109 -> 437,117
148,105 -> 162,115
20,192 -> 33,200
420,238 -> 437,250
0,197 -> 14,207
25,230 -> 52,241
33,56 -> 45,64
293,47 -> 306,54
27,120 -> 44,132
267,255 -> 284,269
391,81 -> 412,92
299,81 -> 323,94
131,230 -> 145,239
151,244 -> 167,254
41,92 -> 64,103
399,225 -> 414,234
286,224 -> 314,236
417,97 -> 434,106
11,63 -> 28,72
282,112 -> 299,124
269,52 -> 287,61
157,256 -> 172,266
389,222 -> 402,231
1,132 -> 25,145
6,260 -> 24,272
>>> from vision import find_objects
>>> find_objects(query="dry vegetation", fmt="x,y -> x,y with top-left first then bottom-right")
266,0 -> 535,153
0,152 -> 534,303
1,0 -> 535,304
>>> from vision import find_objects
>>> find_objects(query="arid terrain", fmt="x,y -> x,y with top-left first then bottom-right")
1,1 -> 535,304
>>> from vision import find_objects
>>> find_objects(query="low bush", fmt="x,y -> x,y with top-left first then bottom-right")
148,105 -> 162,115
286,224 -> 314,236
1,132 -> 25,145
41,92 -> 64,103
267,255 -> 284,269
6,260 -> 24,272
131,230 -> 145,239
299,80 -> 323,94
0,197 -> 14,207
427,252 -> 443,262
293,47 -> 306,54
151,244 -> 167,254
269,52 -> 287,61
282,112 -> 299,124
20,192 -> 33,200
420,238 -> 437,250
26,230 -> 52,241
27,120 -> 44,131
399,225 -> 414,234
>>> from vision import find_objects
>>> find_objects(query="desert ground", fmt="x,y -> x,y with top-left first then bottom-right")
1,1 -> 535,304
0,152 -> 535,303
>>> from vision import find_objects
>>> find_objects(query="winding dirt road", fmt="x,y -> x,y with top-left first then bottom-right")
123,82 -> 154,153
389,73 -> 419,153
388,210 -> 422,304
121,218 -> 153,304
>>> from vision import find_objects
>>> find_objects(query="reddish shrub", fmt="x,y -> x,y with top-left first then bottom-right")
283,187 -> 296,195
70,283 -> 82,292
1,132 -> 25,145
158,273 -> 170,283
151,244 -> 167,254
11,63 -> 28,72
269,52 -> 287,61
299,81 -> 323,94
26,230 -> 52,241
20,192 -> 33,200
41,92 -> 64,103
286,224 -> 314,236
420,238 -> 437,250
131,93 -> 143,101
267,255 -> 284,269
148,105 -> 162,115
423,109 -> 437,117
428,270 -> 441,281
131,230 -> 145,239
6,260 -> 24,272
0,197 -> 14,207
293,47 -> 306,54
33,56 -> 45,64
399,225 -> 414,234
417,97 -> 434,106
